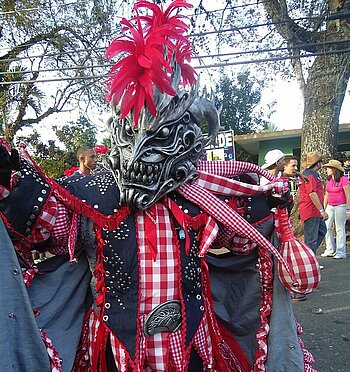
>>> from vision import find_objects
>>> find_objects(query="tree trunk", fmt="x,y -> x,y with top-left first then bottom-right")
302,52 -> 350,160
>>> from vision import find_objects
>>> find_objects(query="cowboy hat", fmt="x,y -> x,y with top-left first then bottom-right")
323,159 -> 344,173
261,149 -> 285,169
304,151 -> 324,168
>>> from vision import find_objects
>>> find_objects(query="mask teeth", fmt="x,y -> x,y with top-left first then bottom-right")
123,160 -> 163,185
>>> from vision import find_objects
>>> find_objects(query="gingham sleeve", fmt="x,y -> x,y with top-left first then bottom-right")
32,195 -> 58,243
48,201 -> 71,255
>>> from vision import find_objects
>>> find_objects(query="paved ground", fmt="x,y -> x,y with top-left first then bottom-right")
292,249 -> 350,372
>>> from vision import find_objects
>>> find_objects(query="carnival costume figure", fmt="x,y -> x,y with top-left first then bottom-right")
0,1 -> 320,371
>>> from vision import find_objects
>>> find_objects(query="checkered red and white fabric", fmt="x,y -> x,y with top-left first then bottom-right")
110,332 -> 128,372
87,203 -> 214,371
22,266 -> 38,287
88,309 -> 100,364
39,328 -> 63,372
178,182 -> 295,282
134,203 -> 212,370
198,216 -> 219,256
49,201 -> 71,255
196,170 -> 288,197
275,207 -> 321,294
197,160 -> 274,181
34,195 -> 58,242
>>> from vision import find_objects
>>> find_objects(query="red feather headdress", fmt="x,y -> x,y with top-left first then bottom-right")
105,0 -> 196,126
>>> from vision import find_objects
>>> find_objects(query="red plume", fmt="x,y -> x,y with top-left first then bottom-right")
105,0 -> 196,126
94,145 -> 109,155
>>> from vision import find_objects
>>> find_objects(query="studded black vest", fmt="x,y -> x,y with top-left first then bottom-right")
58,173 -> 206,360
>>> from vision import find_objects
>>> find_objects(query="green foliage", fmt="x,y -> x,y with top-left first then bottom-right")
17,114 -> 97,177
54,115 -> 97,153
0,0 -> 125,143
214,70 -> 274,135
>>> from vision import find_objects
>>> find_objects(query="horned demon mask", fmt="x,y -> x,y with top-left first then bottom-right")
105,0 -> 219,209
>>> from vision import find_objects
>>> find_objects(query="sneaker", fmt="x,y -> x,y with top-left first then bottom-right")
333,255 -> 346,259
320,252 -> 335,257
292,293 -> 307,301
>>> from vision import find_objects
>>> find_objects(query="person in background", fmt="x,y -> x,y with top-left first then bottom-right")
283,155 -> 309,198
76,146 -> 97,176
283,155 -> 299,196
343,156 -> 350,182
321,160 -> 350,259
260,149 -> 285,187
299,151 -> 328,255
282,156 -> 309,301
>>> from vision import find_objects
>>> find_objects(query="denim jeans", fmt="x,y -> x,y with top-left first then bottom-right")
325,204 -> 347,257
304,217 -> 327,254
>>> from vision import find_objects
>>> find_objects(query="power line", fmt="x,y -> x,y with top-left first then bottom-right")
0,12 -> 323,55
0,0 -> 90,16
0,12 -> 345,65
194,47 -> 350,69
0,74 -> 107,85
0,0 -> 265,17
1,37 -> 350,77
1,7 -> 347,57
2,47 -> 350,85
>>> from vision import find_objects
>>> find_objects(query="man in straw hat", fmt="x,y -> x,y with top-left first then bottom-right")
299,151 -> 328,254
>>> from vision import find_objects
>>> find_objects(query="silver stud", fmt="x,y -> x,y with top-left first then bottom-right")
103,315 -> 109,321
105,303 -> 111,309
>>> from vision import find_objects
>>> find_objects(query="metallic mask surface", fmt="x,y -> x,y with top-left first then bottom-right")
107,82 -> 220,210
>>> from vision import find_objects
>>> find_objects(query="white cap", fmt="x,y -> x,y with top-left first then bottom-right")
261,149 -> 285,169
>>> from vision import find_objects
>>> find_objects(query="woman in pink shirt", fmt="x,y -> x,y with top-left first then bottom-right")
322,160 -> 350,259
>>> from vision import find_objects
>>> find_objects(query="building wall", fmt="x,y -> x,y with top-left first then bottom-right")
258,137 -> 301,166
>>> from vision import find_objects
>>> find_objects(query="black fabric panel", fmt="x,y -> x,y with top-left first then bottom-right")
59,172 -> 120,215
179,228 -> 205,347
102,213 -> 139,361
171,192 -> 204,347
206,250 -> 261,364
0,159 -> 50,239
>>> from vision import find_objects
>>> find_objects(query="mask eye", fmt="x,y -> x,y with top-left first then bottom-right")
124,122 -> 133,136
156,127 -> 170,139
